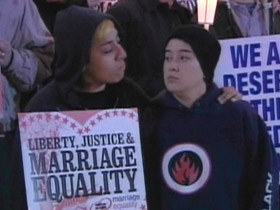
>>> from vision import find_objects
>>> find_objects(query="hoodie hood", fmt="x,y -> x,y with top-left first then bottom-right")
53,6 -> 120,107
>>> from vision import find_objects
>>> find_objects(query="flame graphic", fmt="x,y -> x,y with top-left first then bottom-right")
172,154 -> 200,185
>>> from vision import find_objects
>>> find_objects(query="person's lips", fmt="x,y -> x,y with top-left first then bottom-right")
166,75 -> 179,83
118,61 -> 126,71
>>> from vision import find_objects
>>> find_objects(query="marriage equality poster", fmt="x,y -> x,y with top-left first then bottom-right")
18,108 -> 147,210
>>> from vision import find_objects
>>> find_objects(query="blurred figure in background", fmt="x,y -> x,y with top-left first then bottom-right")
32,0 -> 94,35
107,0 -> 193,97
177,0 -> 197,14
32,0 -> 69,34
212,0 -> 280,39
0,0 -> 54,209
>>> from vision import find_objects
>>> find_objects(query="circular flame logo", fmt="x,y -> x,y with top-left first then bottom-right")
162,144 -> 211,194
171,153 -> 202,185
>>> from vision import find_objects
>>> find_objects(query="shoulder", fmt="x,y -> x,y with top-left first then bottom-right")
227,99 -> 256,112
107,0 -> 141,16
213,2 -> 231,24
25,82 -> 61,112
213,2 -> 231,22
23,0 -> 42,16
113,78 -> 151,107
116,77 -> 140,91
222,100 -> 260,123
223,99 -> 254,112
120,77 -> 149,96
216,1 -> 229,10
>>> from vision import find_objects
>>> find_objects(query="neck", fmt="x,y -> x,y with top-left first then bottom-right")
84,83 -> 106,93
78,71 -> 106,93
173,84 -> 206,108
75,83 -> 106,93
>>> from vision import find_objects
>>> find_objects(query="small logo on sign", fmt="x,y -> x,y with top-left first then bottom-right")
90,198 -> 112,210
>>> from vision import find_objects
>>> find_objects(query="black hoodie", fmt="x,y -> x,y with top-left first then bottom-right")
152,85 -> 279,210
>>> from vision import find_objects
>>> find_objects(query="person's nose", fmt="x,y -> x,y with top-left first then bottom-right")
116,44 -> 127,60
169,60 -> 179,72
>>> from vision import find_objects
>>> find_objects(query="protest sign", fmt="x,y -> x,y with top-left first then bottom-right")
18,108 -> 147,210
214,35 -> 280,164
88,0 -> 117,12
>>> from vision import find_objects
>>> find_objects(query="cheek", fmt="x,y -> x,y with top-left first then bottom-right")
185,62 -> 204,78
163,64 -> 168,77
99,61 -> 124,82
194,67 -> 204,80
99,56 -> 116,70
94,57 -> 107,69
89,59 -> 108,77
95,60 -> 115,77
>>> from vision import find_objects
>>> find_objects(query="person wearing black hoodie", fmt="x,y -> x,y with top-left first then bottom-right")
23,6 -> 150,112
152,25 -> 279,210
11,6 -> 153,210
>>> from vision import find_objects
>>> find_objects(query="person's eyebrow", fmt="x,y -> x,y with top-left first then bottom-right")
165,49 -> 192,53
100,40 -> 113,46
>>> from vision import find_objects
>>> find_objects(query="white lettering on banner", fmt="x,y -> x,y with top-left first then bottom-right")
263,173 -> 272,210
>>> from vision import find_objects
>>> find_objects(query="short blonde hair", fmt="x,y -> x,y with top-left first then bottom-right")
93,19 -> 115,44
76,19 -> 117,90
